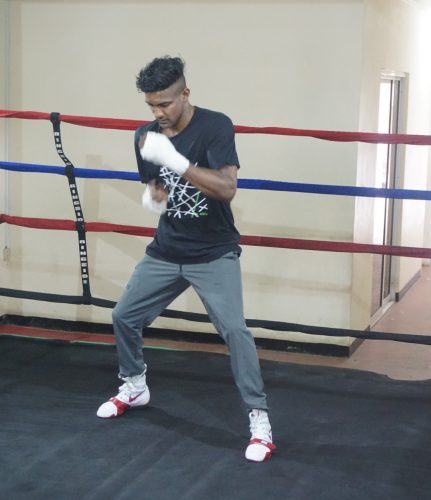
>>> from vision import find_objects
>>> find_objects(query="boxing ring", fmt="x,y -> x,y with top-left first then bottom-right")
1,109 -> 431,346
1,110 -> 431,499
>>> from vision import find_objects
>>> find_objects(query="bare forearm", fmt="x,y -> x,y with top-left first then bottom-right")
183,165 -> 237,202
139,132 -> 238,202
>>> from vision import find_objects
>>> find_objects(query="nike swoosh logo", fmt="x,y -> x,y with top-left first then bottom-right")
128,391 -> 145,403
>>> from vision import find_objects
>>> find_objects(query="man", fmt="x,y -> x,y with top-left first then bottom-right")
97,56 -> 275,462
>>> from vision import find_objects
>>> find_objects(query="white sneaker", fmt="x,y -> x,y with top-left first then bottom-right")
97,371 -> 150,418
245,409 -> 276,462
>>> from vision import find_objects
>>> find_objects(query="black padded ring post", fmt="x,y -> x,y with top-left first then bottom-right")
50,112 -> 91,303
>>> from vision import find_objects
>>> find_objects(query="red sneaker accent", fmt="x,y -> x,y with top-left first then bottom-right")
248,438 -> 276,451
109,397 -> 130,416
128,391 -> 145,403
247,438 -> 276,462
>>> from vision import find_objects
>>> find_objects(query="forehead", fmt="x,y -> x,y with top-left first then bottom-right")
145,82 -> 183,105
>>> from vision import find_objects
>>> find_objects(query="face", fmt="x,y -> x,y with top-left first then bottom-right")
145,80 -> 190,131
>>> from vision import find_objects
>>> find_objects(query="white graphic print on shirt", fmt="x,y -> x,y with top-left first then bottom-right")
159,166 -> 208,219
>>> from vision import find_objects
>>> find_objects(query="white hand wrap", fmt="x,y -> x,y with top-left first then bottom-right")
140,131 -> 190,176
142,185 -> 167,215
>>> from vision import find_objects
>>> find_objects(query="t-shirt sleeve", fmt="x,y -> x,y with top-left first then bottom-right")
134,126 -> 161,183
206,115 -> 240,170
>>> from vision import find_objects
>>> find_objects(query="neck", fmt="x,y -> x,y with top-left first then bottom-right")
163,103 -> 194,137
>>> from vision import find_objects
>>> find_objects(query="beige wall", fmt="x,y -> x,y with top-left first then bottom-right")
1,0 -> 10,267
1,0 -> 430,346
351,0 -> 431,329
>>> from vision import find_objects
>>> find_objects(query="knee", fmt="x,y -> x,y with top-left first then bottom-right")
112,301 -> 137,329
217,321 -> 251,344
112,302 -> 125,325
112,302 -> 152,330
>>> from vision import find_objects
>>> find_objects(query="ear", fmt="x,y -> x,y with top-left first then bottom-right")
181,87 -> 190,101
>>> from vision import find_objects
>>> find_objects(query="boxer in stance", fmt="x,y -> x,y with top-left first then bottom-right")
97,56 -> 275,462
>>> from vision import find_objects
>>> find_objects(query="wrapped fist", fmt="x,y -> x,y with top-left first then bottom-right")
139,132 -> 190,176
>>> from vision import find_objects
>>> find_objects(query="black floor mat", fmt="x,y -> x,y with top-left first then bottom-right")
1,336 -> 431,500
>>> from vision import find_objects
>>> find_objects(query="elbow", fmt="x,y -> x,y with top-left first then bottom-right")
221,181 -> 237,203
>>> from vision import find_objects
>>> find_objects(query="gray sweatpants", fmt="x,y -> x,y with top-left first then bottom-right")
112,251 -> 268,410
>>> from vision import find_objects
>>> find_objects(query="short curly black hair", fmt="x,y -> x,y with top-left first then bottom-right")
136,56 -> 185,93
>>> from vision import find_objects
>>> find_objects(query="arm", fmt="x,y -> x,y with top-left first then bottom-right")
148,179 -> 169,202
142,180 -> 168,214
182,164 -> 237,202
139,132 -> 238,202
134,127 -> 160,183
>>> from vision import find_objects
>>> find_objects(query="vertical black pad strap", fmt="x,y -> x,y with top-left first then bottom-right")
50,112 -> 91,303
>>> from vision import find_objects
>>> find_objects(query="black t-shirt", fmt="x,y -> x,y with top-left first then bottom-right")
134,106 -> 241,264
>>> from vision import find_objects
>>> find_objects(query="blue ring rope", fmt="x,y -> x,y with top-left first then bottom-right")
1,160 -> 430,200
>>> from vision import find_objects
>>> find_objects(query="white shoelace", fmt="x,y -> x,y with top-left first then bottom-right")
118,381 -> 136,397
118,373 -> 147,396
249,410 -> 272,442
